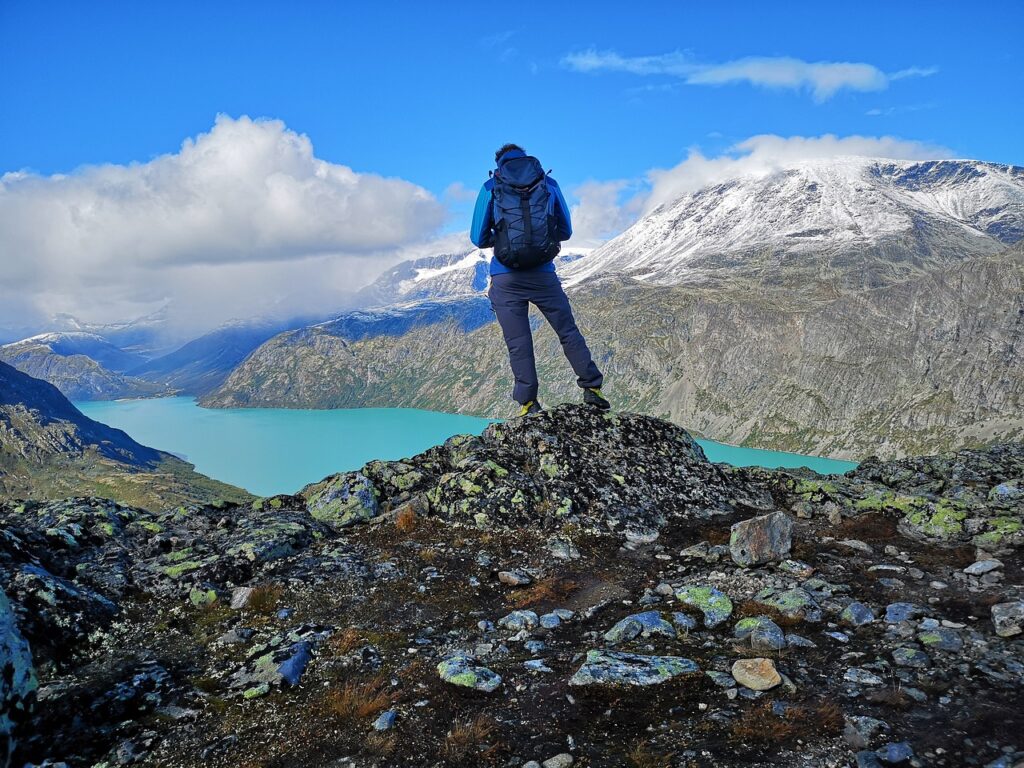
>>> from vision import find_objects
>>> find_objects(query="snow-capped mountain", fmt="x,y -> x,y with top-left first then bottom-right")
562,158 -> 1024,288
2,331 -> 147,373
361,246 -> 593,305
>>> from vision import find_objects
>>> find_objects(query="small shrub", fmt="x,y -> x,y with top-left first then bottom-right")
627,740 -> 675,767
247,584 -> 284,614
509,576 -> 577,608
327,675 -> 393,721
328,626 -> 363,656
442,714 -> 498,762
396,506 -> 418,533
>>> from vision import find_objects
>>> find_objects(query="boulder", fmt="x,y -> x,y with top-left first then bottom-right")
437,655 -> 502,692
302,472 -> 379,529
991,601 -> 1024,638
603,611 -> 676,645
730,511 -> 793,566
731,658 -> 782,690
569,650 -> 699,687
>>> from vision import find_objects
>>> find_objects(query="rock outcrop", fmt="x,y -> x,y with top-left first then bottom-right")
2,406 -> 1021,767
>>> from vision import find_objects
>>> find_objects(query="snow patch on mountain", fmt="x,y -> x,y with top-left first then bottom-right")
561,158 -> 1024,287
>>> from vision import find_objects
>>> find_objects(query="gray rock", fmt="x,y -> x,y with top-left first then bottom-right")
916,628 -> 962,652
892,646 -> 930,668
498,570 -> 532,586
876,740 -> 914,763
841,601 -> 876,627
437,655 -> 502,693
733,616 -> 785,651
542,755 -> 573,768
730,511 -> 793,566
373,710 -> 397,731
568,650 -> 699,687
546,538 -> 580,560
964,559 -> 1002,576
1,589 -> 37,765
844,667 -> 884,686
498,610 -> 539,631
539,613 -> 561,629
884,602 -> 925,624
991,600 -> 1024,638
230,587 -> 254,610
603,611 -> 676,644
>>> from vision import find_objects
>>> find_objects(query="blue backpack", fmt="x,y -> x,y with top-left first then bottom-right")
491,155 -> 560,270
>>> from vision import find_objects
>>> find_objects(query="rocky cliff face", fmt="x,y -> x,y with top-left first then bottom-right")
204,244 -> 1024,460
0,362 -> 249,509
3,406 -> 1021,767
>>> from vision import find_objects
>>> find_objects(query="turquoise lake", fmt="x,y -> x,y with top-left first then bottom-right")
75,397 -> 857,497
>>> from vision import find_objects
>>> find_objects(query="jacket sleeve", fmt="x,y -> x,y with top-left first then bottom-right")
469,181 -> 495,248
548,177 -> 573,241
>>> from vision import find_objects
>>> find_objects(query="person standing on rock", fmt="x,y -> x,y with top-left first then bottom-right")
470,143 -> 609,417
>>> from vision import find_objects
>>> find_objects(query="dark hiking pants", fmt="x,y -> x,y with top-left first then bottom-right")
487,270 -> 603,405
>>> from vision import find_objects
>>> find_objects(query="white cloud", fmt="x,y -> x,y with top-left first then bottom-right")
569,180 -> 644,247
568,134 -> 953,237
562,50 -> 937,101
0,115 -> 447,334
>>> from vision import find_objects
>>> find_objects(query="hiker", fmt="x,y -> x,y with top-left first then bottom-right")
470,143 -> 609,416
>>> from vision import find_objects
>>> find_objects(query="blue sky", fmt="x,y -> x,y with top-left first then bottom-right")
3,1 -> 1021,189
1,0 -> 1022,332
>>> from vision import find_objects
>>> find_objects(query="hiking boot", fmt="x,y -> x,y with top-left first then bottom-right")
583,387 -> 611,411
518,400 -> 543,417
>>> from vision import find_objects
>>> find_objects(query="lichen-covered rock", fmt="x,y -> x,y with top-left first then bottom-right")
437,655 -> 502,693
675,585 -> 733,628
729,511 -> 793,566
733,616 -> 785,651
229,625 -> 333,697
302,472 -> 379,529
752,587 -> 822,622
1,589 -> 36,768
568,650 -> 699,687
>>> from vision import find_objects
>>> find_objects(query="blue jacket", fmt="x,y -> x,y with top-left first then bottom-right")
470,149 -> 572,275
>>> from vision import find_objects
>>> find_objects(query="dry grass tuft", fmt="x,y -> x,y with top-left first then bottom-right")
442,714 -> 499,762
731,698 -> 844,744
327,626 -> 363,656
327,675 -> 393,721
733,599 -> 804,628
365,731 -> 397,757
395,506 -> 418,533
508,576 -> 577,608
627,740 -> 676,767
246,584 -> 284,614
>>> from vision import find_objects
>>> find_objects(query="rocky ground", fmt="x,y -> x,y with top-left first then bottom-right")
2,405 -> 1022,767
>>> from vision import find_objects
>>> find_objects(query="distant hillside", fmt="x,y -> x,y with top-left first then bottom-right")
127,319 -> 306,396
0,333 -> 171,401
0,361 -> 250,508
